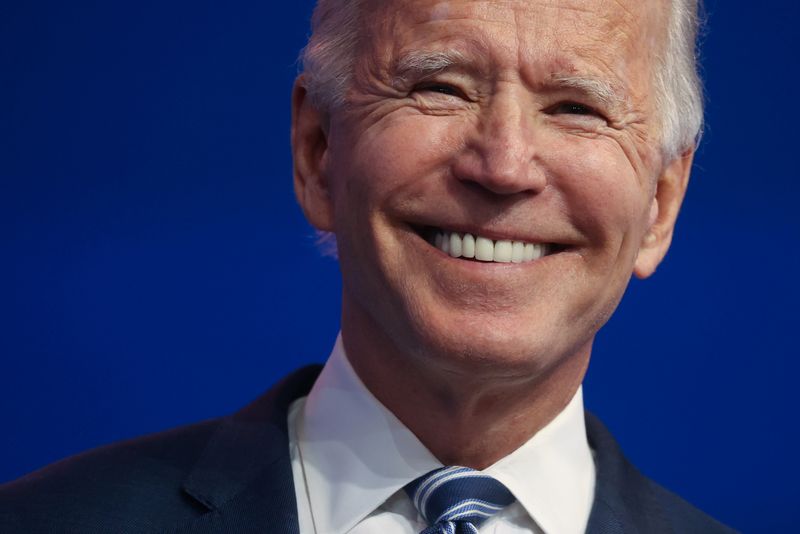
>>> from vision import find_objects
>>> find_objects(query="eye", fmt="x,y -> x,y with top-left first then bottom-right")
414,83 -> 467,99
548,101 -> 601,116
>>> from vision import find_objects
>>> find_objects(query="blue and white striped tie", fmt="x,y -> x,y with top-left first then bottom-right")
404,466 -> 516,534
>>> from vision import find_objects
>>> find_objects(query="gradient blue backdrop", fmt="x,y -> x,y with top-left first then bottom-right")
2,1 -> 797,531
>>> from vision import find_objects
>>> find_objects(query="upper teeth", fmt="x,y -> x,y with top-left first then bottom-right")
433,230 -> 548,263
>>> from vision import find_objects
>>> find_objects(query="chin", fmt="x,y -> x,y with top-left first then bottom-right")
408,315 -> 575,382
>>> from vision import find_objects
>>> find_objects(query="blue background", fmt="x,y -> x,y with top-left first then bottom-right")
2,1 -> 797,531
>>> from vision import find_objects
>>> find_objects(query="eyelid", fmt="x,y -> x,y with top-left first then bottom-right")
545,101 -> 608,120
413,82 -> 469,100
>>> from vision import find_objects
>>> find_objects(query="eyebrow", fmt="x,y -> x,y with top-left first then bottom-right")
393,50 -> 473,82
549,74 -> 630,111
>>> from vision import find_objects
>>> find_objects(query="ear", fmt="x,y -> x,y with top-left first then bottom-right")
291,75 -> 335,232
633,148 -> 694,279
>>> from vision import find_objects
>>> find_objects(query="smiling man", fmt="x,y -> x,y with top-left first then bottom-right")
1,1 -> 735,533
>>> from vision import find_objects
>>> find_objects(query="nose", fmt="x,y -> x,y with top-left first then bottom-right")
452,90 -> 546,196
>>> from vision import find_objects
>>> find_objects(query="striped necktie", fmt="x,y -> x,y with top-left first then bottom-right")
404,466 -> 516,534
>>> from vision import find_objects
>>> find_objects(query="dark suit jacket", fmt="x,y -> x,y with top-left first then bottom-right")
1,365 -> 736,533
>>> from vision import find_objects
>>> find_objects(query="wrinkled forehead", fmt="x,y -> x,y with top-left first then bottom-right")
361,0 -> 667,36
358,0 -> 668,78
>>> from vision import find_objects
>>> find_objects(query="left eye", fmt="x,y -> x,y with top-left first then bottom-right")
549,102 -> 597,116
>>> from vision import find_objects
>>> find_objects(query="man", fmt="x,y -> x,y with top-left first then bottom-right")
1,0 -> 735,533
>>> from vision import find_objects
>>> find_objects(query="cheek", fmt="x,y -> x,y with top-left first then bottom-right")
334,113 -> 468,212
326,113 -> 466,262
545,137 -> 651,244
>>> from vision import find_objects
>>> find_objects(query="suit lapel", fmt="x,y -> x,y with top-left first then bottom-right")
178,365 -> 323,534
584,412 -> 673,534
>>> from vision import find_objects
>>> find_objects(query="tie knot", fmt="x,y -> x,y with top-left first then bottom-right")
404,466 -> 515,533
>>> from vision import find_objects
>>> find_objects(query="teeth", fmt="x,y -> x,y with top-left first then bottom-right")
449,233 -> 462,258
493,240 -> 512,263
475,236 -> 494,261
462,233 -> 475,258
511,241 -> 525,263
524,243 -> 535,261
432,229 -> 551,264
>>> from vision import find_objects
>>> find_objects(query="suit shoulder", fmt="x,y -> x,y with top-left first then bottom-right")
0,418 -> 222,533
646,478 -> 739,534
585,412 -> 738,533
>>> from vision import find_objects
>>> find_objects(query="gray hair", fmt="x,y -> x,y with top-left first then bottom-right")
654,0 -> 705,160
300,0 -> 367,113
301,0 -> 704,160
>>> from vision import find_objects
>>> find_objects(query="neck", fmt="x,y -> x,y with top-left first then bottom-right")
341,300 -> 592,469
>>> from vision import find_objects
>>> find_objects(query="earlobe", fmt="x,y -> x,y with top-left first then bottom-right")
633,149 -> 694,279
291,75 -> 335,232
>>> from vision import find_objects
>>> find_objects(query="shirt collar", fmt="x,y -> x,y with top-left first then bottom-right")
298,333 -> 595,534
298,334 -> 442,533
486,386 -> 596,534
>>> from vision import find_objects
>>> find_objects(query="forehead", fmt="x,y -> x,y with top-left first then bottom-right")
360,0 -> 666,91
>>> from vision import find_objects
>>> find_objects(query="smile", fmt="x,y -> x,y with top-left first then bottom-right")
422,227 -> 558,264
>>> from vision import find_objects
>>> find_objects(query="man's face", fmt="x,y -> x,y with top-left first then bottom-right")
295,0 -> 689,378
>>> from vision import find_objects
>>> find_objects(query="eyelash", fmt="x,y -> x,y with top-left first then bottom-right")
547,102 -> 606,120
414,83 -> 467,99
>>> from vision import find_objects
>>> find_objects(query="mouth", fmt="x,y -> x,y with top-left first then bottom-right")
413,225 -> 565,264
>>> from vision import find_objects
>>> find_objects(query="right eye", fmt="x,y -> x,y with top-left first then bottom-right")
414,83 -> 467,99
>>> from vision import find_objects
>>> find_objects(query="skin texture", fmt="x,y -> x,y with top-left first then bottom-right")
292,0 -> 694,468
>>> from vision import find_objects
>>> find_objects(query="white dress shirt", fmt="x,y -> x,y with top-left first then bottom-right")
288,334 -> 596,534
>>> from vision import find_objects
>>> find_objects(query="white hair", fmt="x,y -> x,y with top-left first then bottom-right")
299,0 -> 367,113
299,0 -> 705,253
654,0 -> 705,160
